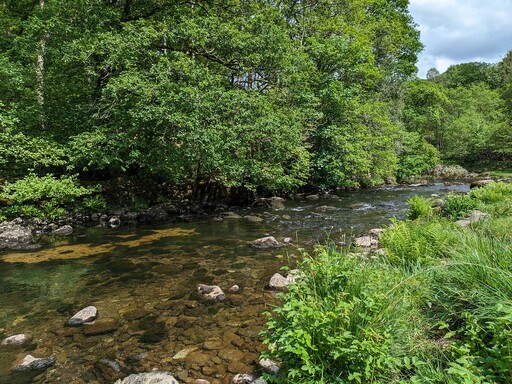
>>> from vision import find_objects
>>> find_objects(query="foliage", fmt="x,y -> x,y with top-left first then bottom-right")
441,193 -> 478,220
0,0 -> 425,196
0,174 -> 100,220
262,249 -> 425,383
397,131 -> 440,181
406,196 -> 433,220
263,182 -> 512,383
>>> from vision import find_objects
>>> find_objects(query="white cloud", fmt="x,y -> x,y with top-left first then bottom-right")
409,0 -> 512,77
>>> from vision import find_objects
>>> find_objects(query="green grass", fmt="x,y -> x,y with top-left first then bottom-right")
262,182 -> 512,383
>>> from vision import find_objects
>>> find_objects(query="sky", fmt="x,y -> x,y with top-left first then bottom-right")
409,0 -> 512,78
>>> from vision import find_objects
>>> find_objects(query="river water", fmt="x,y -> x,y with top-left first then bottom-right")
0,183 -> 468,384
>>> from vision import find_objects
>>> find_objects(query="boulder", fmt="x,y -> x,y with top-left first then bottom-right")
305,194 -> 319,201
114,372 -> 179,384
470,179 -> 495,189
269,197 -> 285,209
11,355 -> 56,372
53,225 -> 73,236
1,333 -> 32,346
456,210 -> 489,227
0,224 -> 32,250
250,236 -> 282,249
431,164 -> 475,179
197,284 -> 226,301
140,206 -> 169,223
68,306 -> 97,326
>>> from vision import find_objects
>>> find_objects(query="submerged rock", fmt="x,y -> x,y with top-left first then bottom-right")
1,333 -> 32,346
11,355 -> 56,372
250,236 -> 282,249
68,306 -> 98,326
197,284 -> 226,301
114,372 -> 179,384
83,318 -> 118,335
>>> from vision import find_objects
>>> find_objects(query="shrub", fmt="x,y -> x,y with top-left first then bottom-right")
0,174 -> 100,220
261,249 -> 430,383
407,196 -> 433,220
441,193 -> 478,220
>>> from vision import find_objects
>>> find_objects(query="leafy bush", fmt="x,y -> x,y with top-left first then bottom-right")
0,174 -> 100,220
407,196 -> 433,220
397,131 -> 440,182
261,249 -> 430,383
441,193 -> 478,220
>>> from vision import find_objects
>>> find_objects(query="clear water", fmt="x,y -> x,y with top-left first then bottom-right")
0,183 -> 468,384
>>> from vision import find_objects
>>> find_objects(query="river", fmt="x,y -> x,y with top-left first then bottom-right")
0,182 -> 468,384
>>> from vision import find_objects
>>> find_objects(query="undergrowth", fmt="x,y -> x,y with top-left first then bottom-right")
262,182 -> 512,383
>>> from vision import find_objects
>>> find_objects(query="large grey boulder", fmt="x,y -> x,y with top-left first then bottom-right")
68,306 -> 97,326
0,223 -> 32,250
11,355 -> 56,372
114,372 -> 179,384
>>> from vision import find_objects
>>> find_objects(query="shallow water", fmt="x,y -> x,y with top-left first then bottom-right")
0,183 -> 468,384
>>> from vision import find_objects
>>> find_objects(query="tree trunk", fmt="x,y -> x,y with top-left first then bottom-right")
36,0 -> 46,129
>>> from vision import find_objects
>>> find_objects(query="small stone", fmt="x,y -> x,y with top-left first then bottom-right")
192,380 -> 211,384
315,205 -> 336,212
229,285 -> 240,292
96,358 -> 123,381
53,225 -> 74,236
1,333 -> 32,346
283,237 -> 293,244
173,346 -> 198,360
114,372 -> 179,384
68,306 -> 97,326
232,373 -> 256,384
250,236 -> 282,249
353,236 -> 375,248
269,273 -> 290,292
109,216 -> 121,228
258,359 -> 279,375
245,215 -> 263,223
197,284 -> 226,301
11,355 -> 56,372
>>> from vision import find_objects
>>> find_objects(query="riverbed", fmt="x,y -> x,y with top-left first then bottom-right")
0,183 -> 468,384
